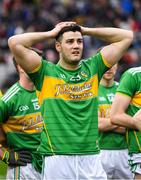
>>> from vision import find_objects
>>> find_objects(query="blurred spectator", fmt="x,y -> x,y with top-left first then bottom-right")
0,0 -> 141,92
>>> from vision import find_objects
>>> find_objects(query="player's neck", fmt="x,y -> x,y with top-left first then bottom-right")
19,76 -> 35,91
100,78 -> 114,87
58,59 -> 80,71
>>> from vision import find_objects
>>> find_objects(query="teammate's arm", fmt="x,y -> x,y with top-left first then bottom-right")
81,27 -> 133,66
98,117 -> 126,133
8,22 -> 76,73
98,117 -> 118,132
111,93 -> 137,129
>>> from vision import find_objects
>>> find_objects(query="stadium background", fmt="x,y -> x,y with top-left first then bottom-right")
0,0 -> 141,179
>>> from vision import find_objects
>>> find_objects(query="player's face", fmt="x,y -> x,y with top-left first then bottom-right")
57,31 -> 83,65
103,64 -> 118,80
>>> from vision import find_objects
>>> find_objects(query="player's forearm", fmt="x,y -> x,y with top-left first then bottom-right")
81,27 -> 133,43
111,113 -> 137,129
8,31 -> 54,49
98,117 -> 118,132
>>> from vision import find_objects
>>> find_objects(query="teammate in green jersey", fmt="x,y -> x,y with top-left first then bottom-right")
8,21 -> 133,179
0,58 -> 43,180
0,90 -> 4,144
111,67 -> 141,179
98,64 -> 133,179
0,90 -> 7,180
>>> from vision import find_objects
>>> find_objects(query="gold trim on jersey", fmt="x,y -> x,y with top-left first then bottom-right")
0,90 -> 2,97
38,74 -> 98,105
116,92 -> 131,97
43,121 -> 55,155
28,62 -> 42,73
134,130 -> 141,152
117,92 -> 141,108
2,112 -> 43,133
100,52 -> 112,68
131,92 -> 141,107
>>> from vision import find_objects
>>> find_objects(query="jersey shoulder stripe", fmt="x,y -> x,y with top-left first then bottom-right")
1,83 -> 20,103
128,67 -> 141,75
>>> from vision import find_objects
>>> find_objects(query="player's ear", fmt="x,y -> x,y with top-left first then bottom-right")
55,41 -> 61,53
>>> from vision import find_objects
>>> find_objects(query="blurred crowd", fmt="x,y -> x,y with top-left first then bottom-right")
0,0 -> 141,92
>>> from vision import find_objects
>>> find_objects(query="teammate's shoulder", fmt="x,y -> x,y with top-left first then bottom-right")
126,67 -> 141,76
1,83 -> 21,103
80,53 -> 101,66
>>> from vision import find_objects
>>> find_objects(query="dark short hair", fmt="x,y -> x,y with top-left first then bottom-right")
55,24 -> 82,41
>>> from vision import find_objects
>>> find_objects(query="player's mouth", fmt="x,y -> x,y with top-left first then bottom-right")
72,51 -> 80,55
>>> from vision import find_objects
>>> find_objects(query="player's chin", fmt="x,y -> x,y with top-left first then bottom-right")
105,76 -> 113,80
71,59 -> 81,64
72,55 -> 81,61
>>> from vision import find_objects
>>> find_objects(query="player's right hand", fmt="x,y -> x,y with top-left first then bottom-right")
2,148 -> 32,166
51,21 -> 76,38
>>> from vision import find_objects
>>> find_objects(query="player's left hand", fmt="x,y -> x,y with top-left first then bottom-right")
1,148 -> 32,166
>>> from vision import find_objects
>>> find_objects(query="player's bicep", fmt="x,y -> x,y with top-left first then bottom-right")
10,44 -> 41,73
101,41 -> 128,66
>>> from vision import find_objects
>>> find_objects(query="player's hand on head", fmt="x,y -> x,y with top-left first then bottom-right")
2,148 -> 32,166
51,21 -> 76,38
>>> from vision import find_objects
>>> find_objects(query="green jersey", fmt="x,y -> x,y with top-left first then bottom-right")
0,82 -> 43,152
98,82 -> 127,150
29,53 -> 110,155
117,67 -> 141,153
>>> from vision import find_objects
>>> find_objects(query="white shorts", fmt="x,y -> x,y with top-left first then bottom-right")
129,153 -> 141,175
6,163 -> 41,180
100,149 -> 133,179
42,154 -> 107,180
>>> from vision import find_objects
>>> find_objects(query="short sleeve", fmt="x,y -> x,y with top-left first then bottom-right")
117,70 -> 136,97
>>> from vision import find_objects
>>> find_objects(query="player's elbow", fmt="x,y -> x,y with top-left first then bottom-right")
126,30 -> 134,45
8,36 -> 19,51
128,30 -> 134,39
